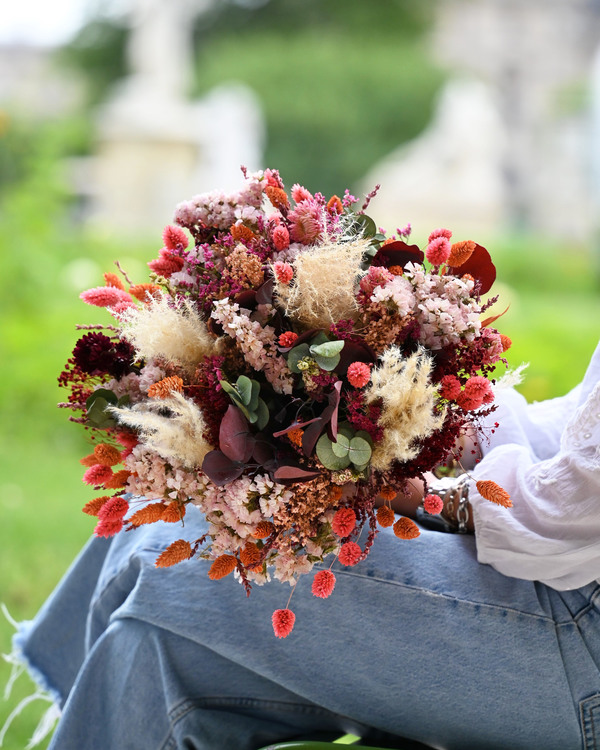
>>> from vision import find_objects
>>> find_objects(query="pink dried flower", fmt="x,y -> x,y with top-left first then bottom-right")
338,541 -> 362,567
148,250 -> 185,277
272,224 -> 290,251
423,493 -> 444,515
312,570 -> 336,599
439,375 -> 462,400
278,331 -> 298,347
162,225 -> 189,251
108,300 -> 138,318
83,464 -> 114,486
94,517 -> 124,537
274,261 -> 293,284
332,508 -> 356,537
464,376 -> 493,401
359,266 -> 394,296
425,236 -> 451,265
347,362 -> 371,388
98,495 -> 129,521
265,168 -> 283,188
428,227 -> 452,243
80,286 -> 133,308
288,200 -> 323,245
272,608 -> 296,638
291,184 -> 313,203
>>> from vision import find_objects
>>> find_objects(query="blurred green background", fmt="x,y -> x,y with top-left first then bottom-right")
1,1 -> 599,747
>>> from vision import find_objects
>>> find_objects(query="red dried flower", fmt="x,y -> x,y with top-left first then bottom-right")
162,225 -> 189,251
278,331 -> 298,348
338,541 -> 362,566
148,252 -> 185,277
272,224 -> 290,251
456,390 -> 483,411
423,493 -> 444,515
347,362 -> 371,388
272,608 -> 296,638
439,375 -> 462,400
312,570 -> 336,598
97,495 -> 129,521
83,464 -> 114,487
332,508 -> 356,537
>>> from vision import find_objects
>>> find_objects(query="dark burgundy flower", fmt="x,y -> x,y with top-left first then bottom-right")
72,333 -> 135,379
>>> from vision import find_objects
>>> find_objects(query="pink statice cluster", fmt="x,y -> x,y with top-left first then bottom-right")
58,167 -> 513,639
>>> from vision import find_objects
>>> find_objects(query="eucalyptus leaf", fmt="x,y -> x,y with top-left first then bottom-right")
255,398 -> 270,431
219,380 -> 238,398
236,375 -> 253,406
310,331 -> 329,346
287,343 -> 311,373
248,379 -> 260,412
337,422 -> 355,439
355,213 -> 377,238
348,436 -> 372,466
86,388 -> 118,410
354,429 -> 374,447
86,398 -> 117,428
316,433 -> 351,471
331,432 -> 350,458
313,353 -> 340,371
309,340 -> 345,358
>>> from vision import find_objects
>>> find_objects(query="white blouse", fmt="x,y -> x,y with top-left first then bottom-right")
469,340 -> 600,590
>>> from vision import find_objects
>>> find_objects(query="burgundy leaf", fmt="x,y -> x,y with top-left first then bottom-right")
219,405 -> 254,462
252,439 -> 276,465
233,290 -> 257,310
256,276 -> 275,305
337,339 -> 376,377
273,466 -> 322,484
202,450 -> 245,486
272,416 -> 321,439
372,241 -> 424,269
457,243 -> 496,294
302,418 -> 325,457
326,381 -> 342,441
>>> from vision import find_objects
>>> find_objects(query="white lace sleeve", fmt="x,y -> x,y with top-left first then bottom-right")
470,343 -> 600,590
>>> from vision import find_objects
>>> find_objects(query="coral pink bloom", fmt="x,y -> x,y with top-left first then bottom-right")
456,391 -> 483,411
97,495 -> 129,521
288,200 -> 323,245
273,261 -> 294,284
332,508 -> 356,537
272,608 -> 296,638
94,517 -> 124,537
464,376 -> 493,402
439,375 -> 462,400
162,225 -> 189,251
428,227 -> 452,243
83,464 -> 114,486
347,362 -> 371,388
272,224 -> 290,251
291,184 -> 313,203
338,541 -> 362,567
80,286 -> 133,308
425,236 -> 451,265
278,331 -> 298,348
312,570 -> 336,599
359,265 -> 394,296
423,493 -> 444,515
148,250 -> 185,277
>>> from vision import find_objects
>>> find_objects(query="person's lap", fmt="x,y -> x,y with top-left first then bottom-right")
15,506 -> 600,749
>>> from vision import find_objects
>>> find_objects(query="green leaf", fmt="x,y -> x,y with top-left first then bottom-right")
331,433 -> 350,458
86,398 -> 117,428
86,388 -> 118,410
310,340 -> 345,358
117,395 -> 131,408
255,398 -> 270,431
348,436 -> 372,466
287,343 -> 311,373
236,375 -> 253,406
220,380 -> 238,397
337,422 -> 355,439
248,379 -> 260,412
355,213 -> 377,238
313,353 -> 340,371
354,429 -> 374,447
316,433 -> 351,470
310,331 -> 329,346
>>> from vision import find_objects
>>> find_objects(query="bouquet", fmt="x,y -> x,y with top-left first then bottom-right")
59,168 -> 512,638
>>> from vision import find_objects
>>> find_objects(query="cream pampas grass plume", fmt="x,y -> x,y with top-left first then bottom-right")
118,293 -> 215,371
275,237 -> 367,329
365,347 -> 445,471
110,392 -> 213,469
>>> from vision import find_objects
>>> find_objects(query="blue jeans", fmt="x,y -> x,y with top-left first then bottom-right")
14,507 -> 600,750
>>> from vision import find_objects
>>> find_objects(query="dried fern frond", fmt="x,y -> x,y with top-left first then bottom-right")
275,237 -> 368,329
109,391 -> 213,469
365,347 -> 445,471
118,292 -> 216,371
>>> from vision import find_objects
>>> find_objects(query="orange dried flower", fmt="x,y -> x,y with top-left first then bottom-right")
252,521 -> 275,539
393,516 -> 421,540
287,428 -> 304,447
476,480 -> 512,508
148,376 -> 184,399
80,453 -> 98,467
377,505 -> 395,528
93,443 -> 122,467
129,502 -> 168,526
328,485 -> 343,503
500,334 -> 512,352
447,240 -> 476,267
379,486 -> 397,502
207,554 -> 238,580
240,542 -> 262,568
155,539 -> 194,568
162,501 -> 185,523
265,185 -> 290,211
129,283 -> 161,302
388,265 -> 404,276
82,496 -> 110,516
461,273 -> 475,283
327,195 -> 343,214
103,272 -> 125,290
104,469 -> 130,489
230,223 -> 256,243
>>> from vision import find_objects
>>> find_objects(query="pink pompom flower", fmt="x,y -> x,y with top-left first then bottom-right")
464,376 -> 494,403
439,375 -> 462,400
423,493 -> 444,515
428,227 -> 452,243
80,286 -> 133,308
83,464 -> 114,487
272,224 -> 290,251
425,236 -> 451,266
162,225 -> 189,251
456,391 -> 483,411
272,608 -> 296,638
332,508 -> 356,537
338,541 -> 362,567
273,261 -> 294,284
347,362 -> 371,388
278,331 -> 298,348
312,570 -> 336,599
